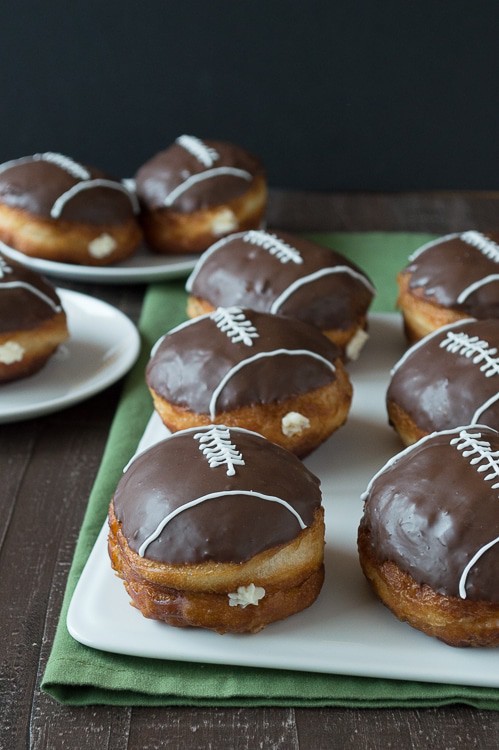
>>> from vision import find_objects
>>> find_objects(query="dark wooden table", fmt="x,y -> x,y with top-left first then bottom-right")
2,190 -> 499,749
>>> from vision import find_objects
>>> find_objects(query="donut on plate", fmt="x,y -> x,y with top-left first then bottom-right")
397,231 -> 499,342
0,252 -> 68,382
108,425 -> 325,633
387,318 -> 499,445
146,307 -> 352,457
0,152 -> 142,265
134,135 -> 267,254
186,230 -> 375,360
358,425 -> 499,647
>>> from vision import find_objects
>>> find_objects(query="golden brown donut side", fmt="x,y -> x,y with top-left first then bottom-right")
386,398 -> 428,447
396,271 -> 467,343
358,525 -> 499,647
140,174 -> 267,255
0,311 -> 68,383
108,504 -> 325,634
149,369 -> 353,458
0,203 -> 142,266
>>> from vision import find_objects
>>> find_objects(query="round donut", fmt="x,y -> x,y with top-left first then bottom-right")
0,252 -> 68,382
186,229 -> 375,359
146,307 -> 352,457
0,152 -> 142,265
387,318 -> 499,445
134,135 -> 267,254
358,425 -> 499,647
397,231 -> 499,342
108,425 -> 325,633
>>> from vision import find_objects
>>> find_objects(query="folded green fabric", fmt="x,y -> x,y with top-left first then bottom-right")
42,232 -> 499,709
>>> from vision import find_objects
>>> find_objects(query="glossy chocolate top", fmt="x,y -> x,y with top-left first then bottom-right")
135,135 -> 263,212
0,252 -> 62,333
146,307 -> 339,416
186,230 -> 375,331
360,426 -> 499,601
112,425 -> 322,564
403,231 -> 499,319
0,152 -> 137,225
387,319 -> 499,433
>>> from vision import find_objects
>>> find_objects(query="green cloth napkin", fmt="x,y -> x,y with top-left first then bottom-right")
42,232 -> 499,709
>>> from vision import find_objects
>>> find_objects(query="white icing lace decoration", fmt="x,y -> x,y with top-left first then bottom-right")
176,135 -> 219,167
243,230 -> 303,264
450,430 -> 499,488
450,429 -> 499,599
36,152 -> 90,180
461,231 -> 499,263
211,307 -> 259,346
228,584 -> 265,608
194,425 -> 245,476
439,331 -> 499,378
138,489 -> 307,557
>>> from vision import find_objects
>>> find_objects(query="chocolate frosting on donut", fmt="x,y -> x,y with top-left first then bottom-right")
146,307 -> 339,414
135,136 -> 263,212
360,426 -> 499,601
186,230 -> 375,331
0,153 -> 136,224
113,425 -> 322,564
387,319 -> 499,433
0,252 -> 62,333
404,231 -> 499,319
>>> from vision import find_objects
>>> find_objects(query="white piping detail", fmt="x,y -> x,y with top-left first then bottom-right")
176,135 -> 219,167
0,281 -> 61,311
270,267 -> 375,314
472,393 -> 499,424
138,489 -> 307,557
209,349 -> 335,419
163,167 -> 252,207
459,536 -> 499,599
50,178 -> 139,218
457,274 -> 499,304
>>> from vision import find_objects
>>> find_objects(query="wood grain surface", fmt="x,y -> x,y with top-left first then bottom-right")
2,189 -> 499,750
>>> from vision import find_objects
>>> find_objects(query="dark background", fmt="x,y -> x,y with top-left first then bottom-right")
1,2 -> 498,192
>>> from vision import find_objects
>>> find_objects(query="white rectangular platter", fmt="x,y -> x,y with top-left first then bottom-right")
67,314 -> 499,688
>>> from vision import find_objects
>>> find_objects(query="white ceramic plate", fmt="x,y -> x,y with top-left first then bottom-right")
0,240 -> 197,284
0,290 -> 140,423
67,314 -> 499,688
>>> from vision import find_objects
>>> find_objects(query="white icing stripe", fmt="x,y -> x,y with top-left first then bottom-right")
209,349 -> 335,419
0,281 -> 61,311
149,313 -> 214,357
138,489 -> 307,557
163,167 -> 252,208
472,393 -> 499,424
0,152 -> 90,180
408,233 -> 459,262
50,178 -> 139,218
185,233 -> 246,292
459,536 -> 499,599
270,267 -> 375,314
457,274 -> 499,303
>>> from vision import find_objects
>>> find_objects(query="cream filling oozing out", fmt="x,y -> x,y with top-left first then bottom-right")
0,340 -> 25,364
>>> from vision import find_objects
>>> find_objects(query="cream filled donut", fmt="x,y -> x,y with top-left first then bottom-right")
0,252 -> 68,382
358,425 -> 499,646
387,318 -> 499,445
186,230 -> 375,359
135,135 -> 267,254
0,152 -> 142,265
146,307 -> 352,456
108,425 -> 325,633
397,231 -> 499,342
